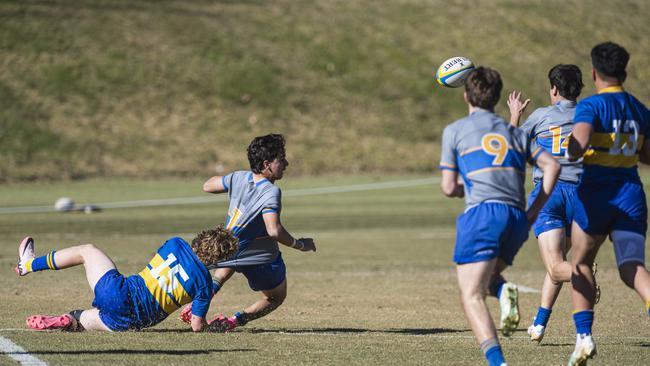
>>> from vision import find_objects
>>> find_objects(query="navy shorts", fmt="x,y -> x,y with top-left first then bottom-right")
528,180 -> 578,238
236,253 -> 286,291
92,269 -> 136,331
454,202 -> 528,265
573,180 -> 647,236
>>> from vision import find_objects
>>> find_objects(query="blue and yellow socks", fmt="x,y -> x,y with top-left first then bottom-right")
533,307 -> 552,327
645,301 -> 650,317
573,310 -> 594,335
480,337 -> 505,366
24,251 -> 58,273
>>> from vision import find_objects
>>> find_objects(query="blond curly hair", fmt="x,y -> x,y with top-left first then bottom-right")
191,225 -> 239,266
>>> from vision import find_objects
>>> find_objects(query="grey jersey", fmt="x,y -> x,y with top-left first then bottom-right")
212,170 -> 281,268
440,109 -> 540,211
520,100 -> 582,183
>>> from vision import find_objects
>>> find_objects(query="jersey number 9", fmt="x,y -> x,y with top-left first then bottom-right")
481,133 -> 508,165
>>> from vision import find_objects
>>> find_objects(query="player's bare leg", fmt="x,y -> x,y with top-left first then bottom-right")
241,279 -> 287,322
618,262 -> 650,306
567,224 -> 605,365
457,259 -> 507,365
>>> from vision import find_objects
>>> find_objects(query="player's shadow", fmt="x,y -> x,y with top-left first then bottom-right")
241,327 -> 468,335
13,348 -> 255,356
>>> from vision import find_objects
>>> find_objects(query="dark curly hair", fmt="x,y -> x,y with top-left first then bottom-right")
247,134 -> 286,174
191,225 -> 239,267
591,42 -> 629,83
548,64 -> 583,101
465,67 -> 502,110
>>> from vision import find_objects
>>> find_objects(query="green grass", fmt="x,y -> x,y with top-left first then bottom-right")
1,0 -> 649,180
1,175 -> 649,365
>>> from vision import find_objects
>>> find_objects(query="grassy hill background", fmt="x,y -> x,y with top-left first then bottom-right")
1,0 -> 648,181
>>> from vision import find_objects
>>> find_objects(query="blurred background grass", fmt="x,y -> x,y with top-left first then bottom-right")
1,0 -> 649,181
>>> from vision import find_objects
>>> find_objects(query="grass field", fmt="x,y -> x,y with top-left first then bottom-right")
1,175 -> 649,365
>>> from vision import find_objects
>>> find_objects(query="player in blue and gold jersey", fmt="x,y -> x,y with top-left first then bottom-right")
508,64 -> 591,343
180,134 -> 316,332
14,226 -> 238,332
440,67 -> 560,366
565,42 -> 650,366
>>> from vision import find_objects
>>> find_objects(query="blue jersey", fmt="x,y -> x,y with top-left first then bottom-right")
440,108 -> 542,211
575,86 -> 650,183
216,171 -> 282,267
126,238 -> 214,329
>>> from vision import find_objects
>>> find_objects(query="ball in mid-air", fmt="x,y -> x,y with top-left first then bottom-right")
54,197 -> 75,212
435,56 -> 475,88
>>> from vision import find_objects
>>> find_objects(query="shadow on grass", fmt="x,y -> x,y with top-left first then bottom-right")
539,343 -> 573,347
636,342 -> 650,348
9,348 -> 255,355
241,327 -> 469,335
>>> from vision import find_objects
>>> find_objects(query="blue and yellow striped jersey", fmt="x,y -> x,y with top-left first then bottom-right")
575,86 -> 650,182
126,237 -> 214,329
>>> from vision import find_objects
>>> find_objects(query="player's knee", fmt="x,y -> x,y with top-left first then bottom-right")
618,262 -> 642,289
548,273 -> 564,285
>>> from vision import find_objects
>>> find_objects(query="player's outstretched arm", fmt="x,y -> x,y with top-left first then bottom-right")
203,176 -> 228,194
507,91 -> 531,127
262,212 -> 316,252
440,169 -> 464,198
527,151 -> 560,226
566,123 -> 592,161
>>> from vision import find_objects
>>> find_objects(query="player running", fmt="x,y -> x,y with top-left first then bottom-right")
440,67 -> 560,366
507,64 -> 598,343
565,42 -> 650,366
14,226 -> 238,332
180,133 -> 316,332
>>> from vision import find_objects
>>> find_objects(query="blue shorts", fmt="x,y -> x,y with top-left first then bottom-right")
454,202 -> 528,265
528,180 -> 578,237
573,180 -> 647,236
236,253 -> 286,291
92,269 -> 136,331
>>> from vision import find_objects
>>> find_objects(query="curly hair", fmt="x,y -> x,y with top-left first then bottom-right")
247,134 -> 286,174
591,42 -> 629,82
191,225 -> 239,267
464,67 -> 502,110
548,64 -> 583,101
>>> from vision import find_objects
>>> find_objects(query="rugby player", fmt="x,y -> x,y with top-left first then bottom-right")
565,42 -> 650,366
440,67 -> 560,366
180,133 -> 316,331
507,64 -> 597,343
14,227 -> 238,332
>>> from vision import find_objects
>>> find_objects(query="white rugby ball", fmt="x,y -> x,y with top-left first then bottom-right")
54,197 -> 75,212
435,56 -> 475,88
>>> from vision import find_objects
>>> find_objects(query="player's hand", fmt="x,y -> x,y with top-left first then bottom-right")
293,238 -> 316,252
179,302 -> 193,324
507,91 -> 530,127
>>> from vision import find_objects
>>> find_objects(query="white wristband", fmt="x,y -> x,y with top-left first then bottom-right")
292,238 -> 304,250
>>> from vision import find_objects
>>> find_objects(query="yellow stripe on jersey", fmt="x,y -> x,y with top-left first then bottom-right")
138,253 -> 191,315
583,132 -> 645,168
226,207 -> 242,231
598,86 -> 624,94
440,162 -> 457,169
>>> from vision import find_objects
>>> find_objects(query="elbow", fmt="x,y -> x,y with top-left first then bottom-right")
266,226 -> 281,239
440,182 -> 456,197
202,181 -> 213,193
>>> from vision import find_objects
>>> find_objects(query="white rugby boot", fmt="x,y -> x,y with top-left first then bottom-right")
499,282 -> 519,336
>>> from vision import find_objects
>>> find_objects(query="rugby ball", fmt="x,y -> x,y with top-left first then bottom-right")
435,56 -> 475,88
54,197 -> 75,212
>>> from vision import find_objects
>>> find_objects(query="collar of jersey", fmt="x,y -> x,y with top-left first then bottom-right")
469,107 -> 494,116
248,171 -> 270,186
598,86 -> 624,94
556,99 -> 576,107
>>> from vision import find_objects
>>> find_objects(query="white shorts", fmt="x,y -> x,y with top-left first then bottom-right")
611,230 -> 646,267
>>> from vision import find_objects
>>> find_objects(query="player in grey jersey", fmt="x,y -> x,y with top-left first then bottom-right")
180,134 -> 316,331
508,64 -> 594,343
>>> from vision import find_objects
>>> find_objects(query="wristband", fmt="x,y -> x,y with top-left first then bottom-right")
292,238 -> 304,250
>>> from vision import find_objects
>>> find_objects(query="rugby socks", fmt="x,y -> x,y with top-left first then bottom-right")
480,337 -> 505,366
24,251 -> 58,273
533,307 -> 552,327
234,311 -> 248,326
489,276 -> 506,299
573,310 -> 594,335
645,301 -> 650,317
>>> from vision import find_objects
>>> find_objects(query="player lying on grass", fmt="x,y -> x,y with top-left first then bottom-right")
180,133 -> 316,332
15,226 -> 238,332
565,42 -> 650,366
440,67 -> 560,366
508,64 -> 599,343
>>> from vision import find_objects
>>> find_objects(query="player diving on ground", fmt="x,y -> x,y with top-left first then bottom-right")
15,227 -> 238,332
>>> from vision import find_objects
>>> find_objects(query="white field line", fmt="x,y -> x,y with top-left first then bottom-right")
0,336 -> 47,365
0,177 -> 440,215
